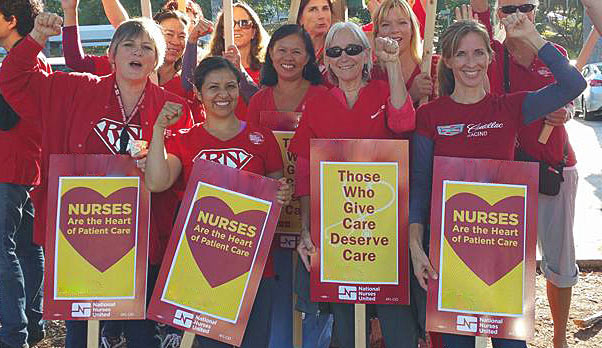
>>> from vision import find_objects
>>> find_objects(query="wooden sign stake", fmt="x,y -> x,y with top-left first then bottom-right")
177,0 -> 187,12
419,0 -> 438,105
292,251 -> 303,347
475,336 -> 487,348
87,320 -> 100,348
289,0 -> 302,24
223,0 -> 234,49
354,303 -> 366,348
180,331 -> 196,348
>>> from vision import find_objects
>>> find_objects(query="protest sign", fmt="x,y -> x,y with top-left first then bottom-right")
309,139 -> 409,305
44,154 -> 150,321
427,157 -> 538,340
148,159 -> 281,346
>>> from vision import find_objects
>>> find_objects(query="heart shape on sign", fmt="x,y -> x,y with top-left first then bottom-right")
444,193 -> 525,286
185,196 -> 267,288
59,187 -> 138,273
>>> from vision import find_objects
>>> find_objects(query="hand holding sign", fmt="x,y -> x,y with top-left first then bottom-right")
410,223 -> 438,290
154,102 -> 183,129
276,177 -> 292,206
223,45 -> 243,71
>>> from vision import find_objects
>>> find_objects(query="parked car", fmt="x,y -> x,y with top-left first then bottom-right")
574,63 -> 602,120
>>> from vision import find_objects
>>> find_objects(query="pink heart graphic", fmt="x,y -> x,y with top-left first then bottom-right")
59,187 -> 138,273
185,196 -> 267,288
444,193 -> 525,286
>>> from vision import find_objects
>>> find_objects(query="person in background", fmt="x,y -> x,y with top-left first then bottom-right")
409,16 -> 585,348
372,0 -> 437,105
291,22 -> 416,348
180,2 -> 266,120
245,24 -> 331,348
0,1 -> 48,348
144,56 -> 291,348
0,14 -> 194,348
297,0 -> 333,71
469,1 -> 578,346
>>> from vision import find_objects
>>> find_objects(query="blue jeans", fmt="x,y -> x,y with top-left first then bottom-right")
442,334 -> 527,348
269,248 -> 293,348
65,265 -> 161,348
0,183 -> 45,347
302,311 -> 333,348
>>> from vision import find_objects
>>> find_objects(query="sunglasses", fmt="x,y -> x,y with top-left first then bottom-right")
499,4 -> 536,14
325,44 -> 364,58
234,19 -> 254,29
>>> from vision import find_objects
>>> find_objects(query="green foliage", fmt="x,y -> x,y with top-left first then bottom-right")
534,0 -> 583,58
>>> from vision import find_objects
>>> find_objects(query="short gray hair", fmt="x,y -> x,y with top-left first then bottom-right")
108,18 -> 166,71
324,22 -> 373,85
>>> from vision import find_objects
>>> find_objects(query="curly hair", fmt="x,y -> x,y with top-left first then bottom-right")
0,0 -> 43,37
206,2 -> 268,72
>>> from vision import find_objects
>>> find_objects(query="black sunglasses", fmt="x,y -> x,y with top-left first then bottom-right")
234,19 -> 254,29
499,4 -> 536,14
325,44 -> 364,58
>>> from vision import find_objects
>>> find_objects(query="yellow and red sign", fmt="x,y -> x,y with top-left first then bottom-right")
148,159 -> 281,346
427,157 -> 538,340
310,139 -> 409,304
44,155 -> 150,320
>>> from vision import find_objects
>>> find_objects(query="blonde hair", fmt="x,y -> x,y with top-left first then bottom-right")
372,0 -> 422,65
437,20 -> 492,96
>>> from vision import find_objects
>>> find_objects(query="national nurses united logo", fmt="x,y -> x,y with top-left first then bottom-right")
94,118 -> 142,154
194,148 -> 254,169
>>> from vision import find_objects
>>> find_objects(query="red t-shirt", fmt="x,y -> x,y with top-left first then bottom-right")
289,80 -> 412,159
415,93 -> 527,160
487,39 -> 576,167
245,85 -> 329,125
165,123 -> 283,277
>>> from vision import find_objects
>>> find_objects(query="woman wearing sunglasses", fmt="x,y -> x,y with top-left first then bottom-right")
409,15 -> 585,348
290,22 -> 416,348
469,2 -> 579,347
372,0 -> 438,105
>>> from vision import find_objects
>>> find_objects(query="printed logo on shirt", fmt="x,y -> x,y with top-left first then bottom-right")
437,124 -> 465,136
369,104 -> 386,119
194,148 -> 254,169
249,131 -> 265,145
94,118 -> 142,154
536,66 -> 553,78
466,121 -> 504,138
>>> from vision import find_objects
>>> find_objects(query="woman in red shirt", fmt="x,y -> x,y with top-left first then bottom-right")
409,17 -> 585,348
297,0 -> 333,71
144,56 -> 290,348
245,23 -> 327,347
0,15 -> 194,348
290,21 -> 416,348
372,0 -> 438,104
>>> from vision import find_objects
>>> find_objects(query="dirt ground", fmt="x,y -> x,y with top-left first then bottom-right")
33,271 -> 602,348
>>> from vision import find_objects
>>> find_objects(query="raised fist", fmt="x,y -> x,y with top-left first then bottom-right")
33,13 -> 63,39
374,36 -> 399,63
154,102 -> 183,129
189,17 -> 213,42
502,12 -> 536,40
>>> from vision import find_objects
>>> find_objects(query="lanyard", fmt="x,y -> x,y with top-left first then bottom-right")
114,83 -> 145,154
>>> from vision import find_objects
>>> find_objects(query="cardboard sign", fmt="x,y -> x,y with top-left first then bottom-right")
44,154 -> 150,320
426,157 -> 538,340
259,111 -> 302,235
309,139 -> 409,305
147,159 -> 281,346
